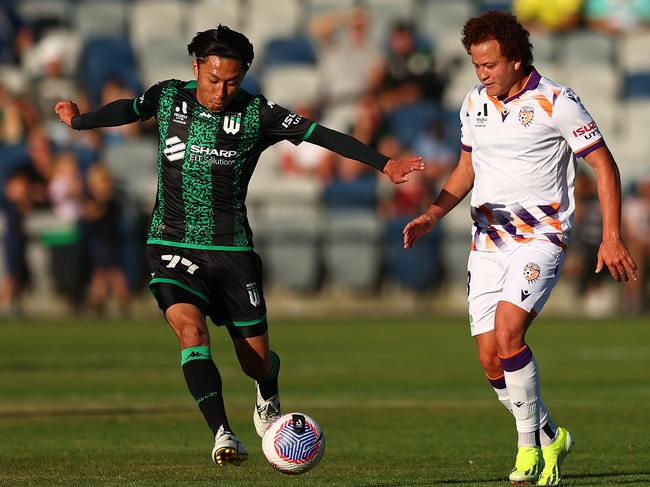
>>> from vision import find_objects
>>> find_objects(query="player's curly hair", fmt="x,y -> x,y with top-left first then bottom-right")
461,11 -> 533,69
188,25 -> 254,70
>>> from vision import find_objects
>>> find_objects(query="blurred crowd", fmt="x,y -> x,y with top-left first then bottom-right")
1,0 -> 649,317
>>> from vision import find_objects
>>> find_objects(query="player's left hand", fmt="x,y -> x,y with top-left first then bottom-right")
595,237 -> 638,282
383,157 -> 424,184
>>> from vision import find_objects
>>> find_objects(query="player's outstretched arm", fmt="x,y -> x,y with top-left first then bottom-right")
583,146 -> 638,282
54,98 -> 140,130
305,124 -> 424,183
403,149 -> 474,249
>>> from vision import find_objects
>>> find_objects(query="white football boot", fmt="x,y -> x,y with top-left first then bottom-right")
211,425 -> 248,466
253,382 -> 281,437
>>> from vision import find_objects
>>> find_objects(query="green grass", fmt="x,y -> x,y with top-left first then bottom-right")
1,315 -> 649,486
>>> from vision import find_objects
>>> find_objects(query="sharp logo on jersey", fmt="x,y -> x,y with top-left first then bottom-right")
523,262 -> 541,283
223,113 -> 241,134
518,106 -> 534,127
246,282 -> 261,307
572,121 -> 598,139
190,145 -> 237,158
164,136 -> 186,161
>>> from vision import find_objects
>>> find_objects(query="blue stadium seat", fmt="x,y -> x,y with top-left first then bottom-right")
385,216 -> 443,292
262,36 -> 317,70
78,37 -> 141,107
622,72 -> 650,98
388,102 -> 442,148
323,175 -> 378,212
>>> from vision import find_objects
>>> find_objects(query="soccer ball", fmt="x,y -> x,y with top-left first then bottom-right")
261,412 -> 325,475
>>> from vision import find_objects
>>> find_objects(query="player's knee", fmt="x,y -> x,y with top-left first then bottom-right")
494,326 -> 525,356
478,352 -> 502,377
179,325 -> 208,348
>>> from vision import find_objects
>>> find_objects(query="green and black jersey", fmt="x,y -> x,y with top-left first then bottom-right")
133,79 -> 316,250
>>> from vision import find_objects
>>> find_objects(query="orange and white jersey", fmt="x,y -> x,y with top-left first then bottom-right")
460,68 -> 605,252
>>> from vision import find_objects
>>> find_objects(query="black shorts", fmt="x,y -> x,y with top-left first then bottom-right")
147,244 -> 267,338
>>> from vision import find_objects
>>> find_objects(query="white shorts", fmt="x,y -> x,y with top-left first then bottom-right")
467,241 -> 565,336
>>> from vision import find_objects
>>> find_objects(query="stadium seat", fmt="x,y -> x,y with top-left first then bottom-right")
265,208 -> 322,292
263,65 -> 321,107
416,0 -> 476,50
129,0 -> 187,56
385,216 -> 443,292
622,72 -> 650,98
246,0 -> 303,52
387,101 -> 442,148
17,0 -> 72,34
323,175 -> 378,212
186,0 -> 242,37
262,36 -> 318,70
561,30 -> 615,67
619,31 -> 650,72
74,0 -> 129,39
322,211 -> 384,292
78,36 -> 141,107
102,138 -> 158,209
139,38 -> 192,88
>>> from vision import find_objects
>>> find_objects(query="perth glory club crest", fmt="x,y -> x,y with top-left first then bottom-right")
523,262 -> 541,283
518,106 -> 534,127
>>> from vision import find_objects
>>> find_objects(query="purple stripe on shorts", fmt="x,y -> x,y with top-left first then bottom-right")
545,233 -> 565,248
513,205 -> 541,229
486,228 -> 506,248
537,204 -> 559,218
500,345 -> 533,372
488,375 -> 507,389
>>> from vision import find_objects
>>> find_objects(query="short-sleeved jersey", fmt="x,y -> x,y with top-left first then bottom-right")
133,79 -> 316,250
459,68 -> 605,252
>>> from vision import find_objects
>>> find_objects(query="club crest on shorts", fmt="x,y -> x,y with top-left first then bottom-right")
246,282 -> 261,307
523,262 -> 541,283
518,106 -> 534,127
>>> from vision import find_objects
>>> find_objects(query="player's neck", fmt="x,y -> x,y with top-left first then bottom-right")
499,70 -> 531,101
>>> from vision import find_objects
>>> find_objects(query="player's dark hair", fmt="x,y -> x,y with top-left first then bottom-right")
187,25 -> 254,70
461,11 -> 533,69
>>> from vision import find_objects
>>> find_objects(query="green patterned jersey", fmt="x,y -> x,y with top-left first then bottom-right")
133,80 -> 316,250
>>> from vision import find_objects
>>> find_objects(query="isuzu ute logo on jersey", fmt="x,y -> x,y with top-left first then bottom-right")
223,113 -> 241,134
518,106 -> 534,127
572,121 -> 599,139
173,101 -> 189,125
164,136 -> 186,161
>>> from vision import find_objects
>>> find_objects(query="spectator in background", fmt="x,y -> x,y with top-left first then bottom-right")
309,6 -> 381,110
368,21 -> 445,113
1,170 -> 33,316
45,152 -> 86,312
0,0 -> 33,65
414,119 -> 456,188
277,103 -> 336,183
565,170 -> 611,316
83,164 -> 129,316
99,78 -> 140,144
622,173 -> 650,313
584,0 -> 650,35
0,82 -> 25,145
513,0 -> 584,32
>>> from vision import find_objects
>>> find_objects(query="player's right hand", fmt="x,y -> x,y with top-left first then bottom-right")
403,212 -> 437,249
54,100 -> 80,127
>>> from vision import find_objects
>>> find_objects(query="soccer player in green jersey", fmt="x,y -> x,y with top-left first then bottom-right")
55,25 -> 424,466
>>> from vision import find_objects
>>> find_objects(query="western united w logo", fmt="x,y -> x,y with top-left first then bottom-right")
246,282 -> 261,307
223,113 -> 241,134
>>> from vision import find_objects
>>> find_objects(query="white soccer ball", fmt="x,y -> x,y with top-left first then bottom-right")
261,412 -> 325,475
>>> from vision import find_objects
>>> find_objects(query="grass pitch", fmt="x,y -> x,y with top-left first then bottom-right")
1,314 -> 649,486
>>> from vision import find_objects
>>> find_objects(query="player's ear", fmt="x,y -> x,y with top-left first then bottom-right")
192,60 -> 199,79
513,59 -> 522,71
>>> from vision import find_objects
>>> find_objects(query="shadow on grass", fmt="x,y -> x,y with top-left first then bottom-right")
354,471 -> 650,487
